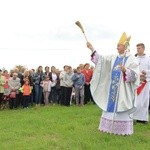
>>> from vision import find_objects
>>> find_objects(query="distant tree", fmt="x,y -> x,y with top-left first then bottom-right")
2,67 -> 5,72
15,65 -> 25,72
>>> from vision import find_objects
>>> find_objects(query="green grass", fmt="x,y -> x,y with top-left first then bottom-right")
0,104 -> 150,150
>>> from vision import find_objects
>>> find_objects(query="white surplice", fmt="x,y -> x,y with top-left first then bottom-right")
133,54 -> 150,122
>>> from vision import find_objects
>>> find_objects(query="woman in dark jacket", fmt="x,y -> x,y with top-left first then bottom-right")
33,66 -> 45,106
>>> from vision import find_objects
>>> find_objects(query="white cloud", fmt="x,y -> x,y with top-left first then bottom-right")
0,0 -> 150,70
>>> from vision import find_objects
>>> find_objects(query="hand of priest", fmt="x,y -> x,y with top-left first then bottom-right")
119,64 -> 126,72
86,42 -> 94,52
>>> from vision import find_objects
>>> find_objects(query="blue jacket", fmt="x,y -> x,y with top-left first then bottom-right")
72,73 -> 85,88
33,72 -> 45,85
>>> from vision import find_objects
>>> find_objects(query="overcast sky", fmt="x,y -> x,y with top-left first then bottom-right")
0,0 -> 150,70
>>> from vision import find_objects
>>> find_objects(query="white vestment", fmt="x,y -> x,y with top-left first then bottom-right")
133,55 -> 150,121
90,51 -> 140,135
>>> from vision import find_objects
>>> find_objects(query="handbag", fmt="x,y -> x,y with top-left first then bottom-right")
10,91 -> 16,98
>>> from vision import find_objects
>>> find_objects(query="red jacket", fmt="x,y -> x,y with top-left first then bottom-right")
82,69 -> 93,83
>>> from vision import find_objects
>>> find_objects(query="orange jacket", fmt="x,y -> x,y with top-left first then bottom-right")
21,85 -> 31,96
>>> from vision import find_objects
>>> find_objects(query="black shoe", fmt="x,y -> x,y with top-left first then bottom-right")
136,120 -> 148,124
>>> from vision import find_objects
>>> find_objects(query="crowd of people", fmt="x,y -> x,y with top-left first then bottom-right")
0,63 -> 94,110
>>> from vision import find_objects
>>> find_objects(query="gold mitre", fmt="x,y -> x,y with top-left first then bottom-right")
118,32 -> 131,46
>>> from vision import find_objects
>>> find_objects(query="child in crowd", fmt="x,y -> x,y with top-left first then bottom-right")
41,76 -> 52,105
20,79 -> 32,109
72,67 -> 85,106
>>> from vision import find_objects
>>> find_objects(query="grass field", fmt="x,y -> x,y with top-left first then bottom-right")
0,104 -> 150,150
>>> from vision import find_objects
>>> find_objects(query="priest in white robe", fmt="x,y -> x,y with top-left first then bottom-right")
87,32 -> 140,135
133,43 -> 150,123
